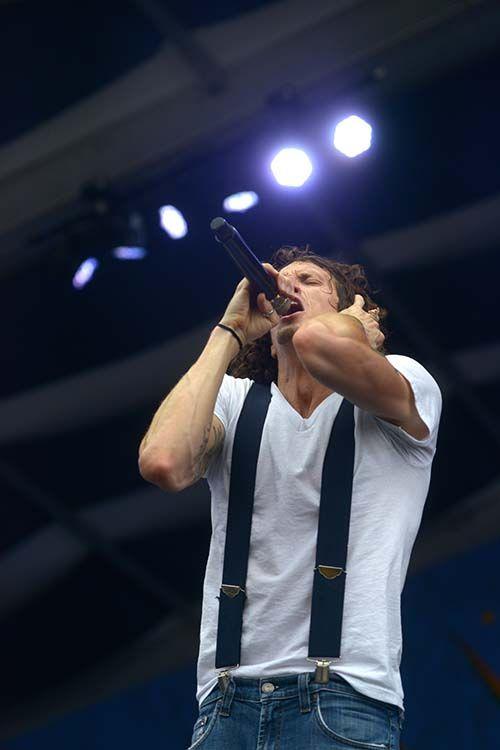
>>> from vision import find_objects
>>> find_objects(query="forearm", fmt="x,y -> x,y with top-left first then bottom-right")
138,325 -> 239,485
291,311 -> 372,395
292,316 -> 420,431
294,311 -> 368,347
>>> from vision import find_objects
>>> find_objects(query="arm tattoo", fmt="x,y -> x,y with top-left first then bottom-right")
192,418 -> 225,480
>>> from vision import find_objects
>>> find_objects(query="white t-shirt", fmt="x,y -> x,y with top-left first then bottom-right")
197,354 -> 442,712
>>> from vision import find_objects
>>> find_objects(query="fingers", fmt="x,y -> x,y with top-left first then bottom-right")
262,262 -> 278,277
262,263 -> 297,303
257,292 -> 278,318
354,294 -> 366,308
374,330 -> 386,350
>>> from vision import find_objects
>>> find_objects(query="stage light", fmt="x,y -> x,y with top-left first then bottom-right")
159,205 -> 188,239
333,116 -> 372,157
270,148 -> 313,187
72,258 -> 99,289
112,246 -> 147,260
111,213 -> 147,259
223,191 -> 259,213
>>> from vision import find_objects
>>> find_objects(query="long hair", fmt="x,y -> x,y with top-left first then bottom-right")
228,245 -> 389,384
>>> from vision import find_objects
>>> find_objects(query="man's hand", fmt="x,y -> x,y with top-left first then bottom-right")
338,295 -> 385,351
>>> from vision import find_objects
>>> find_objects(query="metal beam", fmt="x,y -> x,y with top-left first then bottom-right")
0,483 -> 209,616
131,0 -> 226,93
2,0 -> 496,255
0,460 -> 193,618
363,192 -> 500,271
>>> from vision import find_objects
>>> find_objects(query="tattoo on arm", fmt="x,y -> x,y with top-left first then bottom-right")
192,418 -> 225,480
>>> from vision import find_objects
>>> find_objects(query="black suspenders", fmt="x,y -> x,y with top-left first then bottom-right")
215,383 -> 272,674
215,382 -> 355,689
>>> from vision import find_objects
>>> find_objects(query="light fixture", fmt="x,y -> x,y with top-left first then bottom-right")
223,191 -> 259,213
159,205 -> 188,239
72,258 -> 99,289
333,115 -> 372,158
112,246 -> 147,260
270,148 -> 313,187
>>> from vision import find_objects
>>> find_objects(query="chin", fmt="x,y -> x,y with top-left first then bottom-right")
275,322 -> 300,345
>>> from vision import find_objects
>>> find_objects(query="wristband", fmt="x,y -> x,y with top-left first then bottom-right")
216,323 -> 243,350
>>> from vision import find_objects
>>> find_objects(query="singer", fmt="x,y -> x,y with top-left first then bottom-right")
139,244 -> 442,750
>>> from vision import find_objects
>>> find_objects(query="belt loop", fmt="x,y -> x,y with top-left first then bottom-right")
398,707 -> 405,730
298,672 -> 311,714
219,675 -> 236,717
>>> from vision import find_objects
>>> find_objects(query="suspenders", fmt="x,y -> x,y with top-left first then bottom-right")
215,383 -> 271,680
215,382 -> 355,690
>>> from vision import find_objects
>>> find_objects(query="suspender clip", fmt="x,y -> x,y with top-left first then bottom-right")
313,659 -> 331,684
217,665 -> 238,692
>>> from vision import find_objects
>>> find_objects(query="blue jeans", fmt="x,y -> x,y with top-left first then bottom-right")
187,671 -> 404,749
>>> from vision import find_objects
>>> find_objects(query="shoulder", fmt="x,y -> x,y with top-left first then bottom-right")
367,353 -> 443,463
385,354 -> 442,402
220,373 -> 254,398
213,374 -> 254,427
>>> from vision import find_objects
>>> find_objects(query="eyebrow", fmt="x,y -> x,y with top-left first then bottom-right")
297,271 -> 324,281
283,268 -> 327,282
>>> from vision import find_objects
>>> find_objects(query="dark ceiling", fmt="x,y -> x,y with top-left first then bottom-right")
1,0 -> 499,735
1,0 -> 272,146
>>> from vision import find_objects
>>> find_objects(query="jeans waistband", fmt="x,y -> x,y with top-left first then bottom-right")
204,670 -> 403,722
227,671 -> 357,700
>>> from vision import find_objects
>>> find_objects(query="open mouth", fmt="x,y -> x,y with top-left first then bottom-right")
281,299 -> 304,319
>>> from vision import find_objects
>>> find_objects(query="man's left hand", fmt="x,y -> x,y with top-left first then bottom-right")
338,295 -> 385,351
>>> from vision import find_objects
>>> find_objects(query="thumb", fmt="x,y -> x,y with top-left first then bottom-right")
354,294 -> 365,308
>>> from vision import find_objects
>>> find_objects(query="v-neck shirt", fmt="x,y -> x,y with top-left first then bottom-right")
198,354 -> 442,713
269,381 -> 340,431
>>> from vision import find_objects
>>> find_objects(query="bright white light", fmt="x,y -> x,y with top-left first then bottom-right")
112,246 -> 147,260
270,148 -> 313,187
72,258 -> 99,289
333,115 -> 372,158
223,191 -> 259,213
159,205 -> 188,239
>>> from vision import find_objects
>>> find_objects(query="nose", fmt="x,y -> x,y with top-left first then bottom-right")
281,275 -> 301,301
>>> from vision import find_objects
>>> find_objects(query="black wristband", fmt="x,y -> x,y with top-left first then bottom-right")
217,323 -> 243,350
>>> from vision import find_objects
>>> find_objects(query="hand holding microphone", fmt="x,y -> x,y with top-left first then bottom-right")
217,263 -> 284,347
211,217 -> 300,347
210,216 -> 296,315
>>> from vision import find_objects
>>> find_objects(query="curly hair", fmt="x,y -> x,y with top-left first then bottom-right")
228,245 -> 389,384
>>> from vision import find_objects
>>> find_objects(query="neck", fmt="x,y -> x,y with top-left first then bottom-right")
275,349 -> 334,419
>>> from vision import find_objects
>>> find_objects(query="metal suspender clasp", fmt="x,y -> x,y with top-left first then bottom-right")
313,659 -> 332,684
221,584 -> 245,598
217,666 -> 238,692
315,565 -> 345,579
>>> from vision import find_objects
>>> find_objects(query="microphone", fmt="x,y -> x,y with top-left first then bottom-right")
210,217 -> 292,316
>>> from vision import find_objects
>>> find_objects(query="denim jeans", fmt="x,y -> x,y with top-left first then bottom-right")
187,671 -> 404,749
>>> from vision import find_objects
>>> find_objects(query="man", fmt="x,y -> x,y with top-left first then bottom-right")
139,246 -> 442,750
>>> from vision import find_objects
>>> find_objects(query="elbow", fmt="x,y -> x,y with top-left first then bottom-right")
138,449 -> 183,493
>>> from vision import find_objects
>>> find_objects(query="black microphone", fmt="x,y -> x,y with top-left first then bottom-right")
210,217 -> 292,316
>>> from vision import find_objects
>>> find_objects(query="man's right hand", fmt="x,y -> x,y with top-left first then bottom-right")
219,263 -> 297,347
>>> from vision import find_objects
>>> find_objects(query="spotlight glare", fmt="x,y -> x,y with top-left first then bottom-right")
112,246 -> 147,260
159,205 -> 188,239
72,258 -> 99,289
223,191 -> 259,213
270,148 -> 313,187
333,115 -> 372,158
